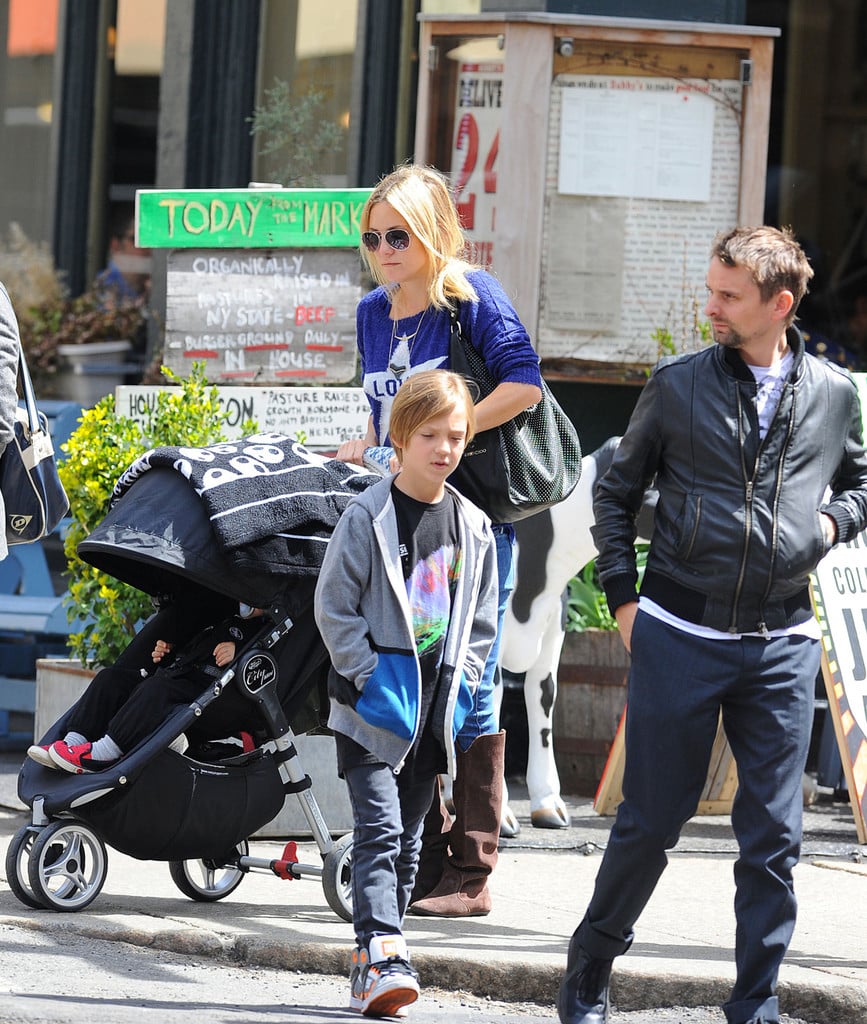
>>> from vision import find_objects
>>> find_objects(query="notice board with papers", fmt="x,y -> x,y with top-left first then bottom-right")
414,14 -> 779,384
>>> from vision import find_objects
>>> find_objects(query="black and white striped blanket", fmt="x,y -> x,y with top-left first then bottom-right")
111,433 -> 378,576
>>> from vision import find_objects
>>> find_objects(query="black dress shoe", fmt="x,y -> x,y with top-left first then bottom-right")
557,934 -> 612,1024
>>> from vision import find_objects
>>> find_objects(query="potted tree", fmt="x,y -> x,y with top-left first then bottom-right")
23,290 -> 147,405
0,222 -> 150,404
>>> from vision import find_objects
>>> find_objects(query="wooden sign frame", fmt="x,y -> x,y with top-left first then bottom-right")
135,187 -> 372,385
594,709 -> 738,817
414,13 -> 778,383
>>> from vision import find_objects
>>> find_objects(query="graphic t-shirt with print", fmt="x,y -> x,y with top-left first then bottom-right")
392,483 -> 461,781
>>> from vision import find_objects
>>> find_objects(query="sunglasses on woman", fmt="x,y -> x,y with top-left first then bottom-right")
361,228 -> 412,252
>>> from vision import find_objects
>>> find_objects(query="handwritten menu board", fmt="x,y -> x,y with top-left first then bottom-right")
137,187 -> 372,384
161,248 -> 362,384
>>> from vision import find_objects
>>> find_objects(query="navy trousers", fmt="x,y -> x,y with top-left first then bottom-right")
577,611 -> 818,1024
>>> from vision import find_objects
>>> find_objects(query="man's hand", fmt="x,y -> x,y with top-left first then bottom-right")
614,602 -> 639,653
820,512 -> 837,547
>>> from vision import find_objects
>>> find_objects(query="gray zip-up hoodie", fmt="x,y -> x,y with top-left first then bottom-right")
314,476 -> 498,776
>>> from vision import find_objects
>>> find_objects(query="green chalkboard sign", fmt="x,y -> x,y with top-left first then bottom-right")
136,188 -> 372,249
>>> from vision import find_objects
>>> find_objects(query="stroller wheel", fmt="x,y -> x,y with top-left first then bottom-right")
27,820 -> 108,912
322,832 -> 353,923
168,840 -> 248,901
5,825 -> 47,909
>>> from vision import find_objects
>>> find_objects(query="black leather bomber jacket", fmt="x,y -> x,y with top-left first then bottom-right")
592,327 -> 867,634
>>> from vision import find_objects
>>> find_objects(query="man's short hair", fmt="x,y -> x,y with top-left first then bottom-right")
711,226 -> 814,324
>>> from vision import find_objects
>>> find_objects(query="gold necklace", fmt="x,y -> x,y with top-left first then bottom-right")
388,306 -> 429,378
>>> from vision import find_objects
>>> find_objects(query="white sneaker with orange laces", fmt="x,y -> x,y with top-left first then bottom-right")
349,934 -> 419,1018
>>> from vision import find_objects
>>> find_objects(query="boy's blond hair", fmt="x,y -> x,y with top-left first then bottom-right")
389,370 -> 476,463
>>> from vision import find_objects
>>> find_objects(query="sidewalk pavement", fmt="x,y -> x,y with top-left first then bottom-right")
0,752 -> 865,1024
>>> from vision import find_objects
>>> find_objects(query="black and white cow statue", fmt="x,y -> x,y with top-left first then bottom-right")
496,437 -> 655,834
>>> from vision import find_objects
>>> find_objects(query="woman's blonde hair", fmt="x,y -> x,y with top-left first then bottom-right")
389,370 -> 477,462
360,164 -> 479,310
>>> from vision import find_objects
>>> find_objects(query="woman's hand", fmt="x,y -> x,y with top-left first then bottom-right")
474,382 -> 542,432
336,438 -> 368,465
336,415 -> 378,466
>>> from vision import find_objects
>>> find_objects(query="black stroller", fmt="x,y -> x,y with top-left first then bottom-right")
6,445 -> 375,921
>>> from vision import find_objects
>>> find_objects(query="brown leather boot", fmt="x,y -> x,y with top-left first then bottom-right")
409,776 -> 452,903
409,730 -> 504,918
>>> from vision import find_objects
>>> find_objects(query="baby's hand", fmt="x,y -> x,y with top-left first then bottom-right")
213,641 -> 237,667
152,640 -> 173,663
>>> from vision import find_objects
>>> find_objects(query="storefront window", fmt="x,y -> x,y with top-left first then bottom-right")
109,0 -> 165,202
749,0 -> 867,370
253,0 -> 357,186
0,0 -> 58,243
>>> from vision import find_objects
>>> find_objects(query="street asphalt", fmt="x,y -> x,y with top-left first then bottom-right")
0,752 -> 865,1024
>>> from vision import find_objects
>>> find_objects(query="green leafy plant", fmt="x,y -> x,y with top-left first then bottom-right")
249,81 -> 345,187
566,547 -> 649,632
566,561 -> 617,631
652,303 -> 712,361
649,244 -> 713,363
59,363 -> 258,668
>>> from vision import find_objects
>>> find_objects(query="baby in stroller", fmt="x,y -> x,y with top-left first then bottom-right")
28,593 -> 265,774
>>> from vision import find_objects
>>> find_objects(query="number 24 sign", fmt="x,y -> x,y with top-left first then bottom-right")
451,63 -> 503,269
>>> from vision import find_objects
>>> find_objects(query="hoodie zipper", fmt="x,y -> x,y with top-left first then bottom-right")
372,508 -> 422,776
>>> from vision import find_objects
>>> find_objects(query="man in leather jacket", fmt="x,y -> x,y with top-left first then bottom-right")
558,226 -> 867,1024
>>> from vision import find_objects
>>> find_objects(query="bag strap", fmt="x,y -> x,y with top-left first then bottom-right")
16,347 -> 42,437
1,281 -> 41,434
447,301 -> 498,393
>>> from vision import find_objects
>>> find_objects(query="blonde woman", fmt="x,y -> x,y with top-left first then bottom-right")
337,164 -> 542,917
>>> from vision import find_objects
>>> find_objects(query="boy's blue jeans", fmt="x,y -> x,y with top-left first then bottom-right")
576,612 -> 818,1024
456,523 -> 515,751
344,760 -> 437,946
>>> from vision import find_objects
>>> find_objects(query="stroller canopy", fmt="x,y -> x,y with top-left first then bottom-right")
78,433 -> 378,611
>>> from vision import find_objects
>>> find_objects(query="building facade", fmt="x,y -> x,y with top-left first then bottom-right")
1,0 -> 866,439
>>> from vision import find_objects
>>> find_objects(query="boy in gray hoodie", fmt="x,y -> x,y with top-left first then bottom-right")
315,370 -> 498,1018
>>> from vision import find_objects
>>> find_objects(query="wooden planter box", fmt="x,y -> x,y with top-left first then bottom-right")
34,658 -> 92,742
552,629 -> 630,797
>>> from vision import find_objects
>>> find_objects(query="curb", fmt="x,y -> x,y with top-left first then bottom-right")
3,912 -> 866,1024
